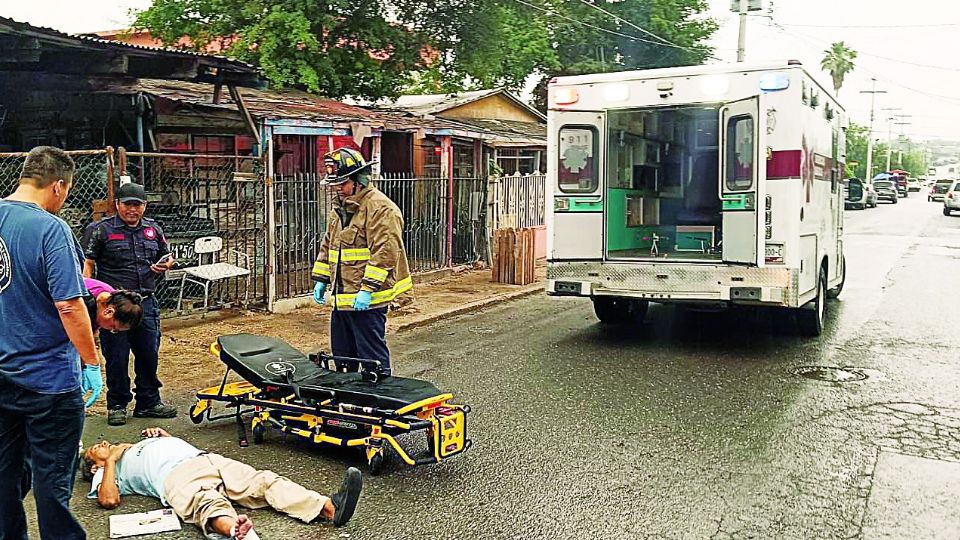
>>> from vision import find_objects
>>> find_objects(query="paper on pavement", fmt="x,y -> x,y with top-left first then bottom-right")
108,508 -> 181,538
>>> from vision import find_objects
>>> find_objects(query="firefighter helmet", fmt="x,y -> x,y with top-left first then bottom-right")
322,147 -> 376,185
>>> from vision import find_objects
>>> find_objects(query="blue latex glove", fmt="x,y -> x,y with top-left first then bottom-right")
81,364 -> 103,408
313,282 -> 327,305
353,290 -> 372,311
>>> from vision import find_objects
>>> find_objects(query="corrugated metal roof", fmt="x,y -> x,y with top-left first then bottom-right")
360,88 -> 547,122
0,16 -> 261,77
107,79 -> 492,136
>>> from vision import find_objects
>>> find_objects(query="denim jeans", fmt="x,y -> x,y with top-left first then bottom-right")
101,296 -> 162,410
0,377 -> 85,540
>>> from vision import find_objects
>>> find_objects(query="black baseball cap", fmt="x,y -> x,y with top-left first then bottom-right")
117,182 -> 146,204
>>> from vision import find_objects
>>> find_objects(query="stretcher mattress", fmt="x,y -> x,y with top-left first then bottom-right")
217,334 -> 443,410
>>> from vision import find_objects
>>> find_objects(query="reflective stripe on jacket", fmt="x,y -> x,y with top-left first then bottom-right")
311,186 -> 412,310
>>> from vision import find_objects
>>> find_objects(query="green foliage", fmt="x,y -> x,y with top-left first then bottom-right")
533,0 -> 718,110
134,0 -> 715,102
135,0 -> 424,99
820,41 -> 857,95
845,122 -> 927,179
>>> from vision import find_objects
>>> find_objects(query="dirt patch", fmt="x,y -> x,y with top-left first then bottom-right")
86,266 -> 544,414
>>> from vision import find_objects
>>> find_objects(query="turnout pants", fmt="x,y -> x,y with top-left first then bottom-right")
163,454 -> 328,535
330,307 -> 391,374
0,377 -> 85,540
101,296 -> 162,410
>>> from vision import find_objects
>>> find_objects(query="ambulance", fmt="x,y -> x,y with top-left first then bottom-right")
545,61 -> 847,336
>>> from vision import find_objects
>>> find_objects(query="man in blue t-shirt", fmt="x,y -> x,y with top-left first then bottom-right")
0,146 -> 102,540
83,427 -> 363,540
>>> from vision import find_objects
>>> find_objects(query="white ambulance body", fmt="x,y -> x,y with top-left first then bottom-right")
545,61 -> 846,335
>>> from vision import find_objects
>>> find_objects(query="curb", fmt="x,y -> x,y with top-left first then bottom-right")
391,282 -> 544,333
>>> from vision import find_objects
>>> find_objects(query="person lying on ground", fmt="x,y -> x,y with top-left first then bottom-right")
81,427 -> 363,540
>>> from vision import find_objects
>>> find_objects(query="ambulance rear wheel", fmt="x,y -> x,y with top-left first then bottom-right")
797,270 -> 826,337
827,256 -> 845,299
593,297 -> 648,325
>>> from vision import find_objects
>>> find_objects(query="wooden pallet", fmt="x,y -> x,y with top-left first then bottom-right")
491,227 -> 536,285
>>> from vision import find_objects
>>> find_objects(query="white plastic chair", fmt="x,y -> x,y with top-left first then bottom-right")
176,236 -> 251,311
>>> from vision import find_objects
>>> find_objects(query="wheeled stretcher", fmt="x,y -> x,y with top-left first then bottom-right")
190,334 -> 471,475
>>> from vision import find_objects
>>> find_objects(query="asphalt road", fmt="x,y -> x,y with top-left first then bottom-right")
45,192 -> 960,539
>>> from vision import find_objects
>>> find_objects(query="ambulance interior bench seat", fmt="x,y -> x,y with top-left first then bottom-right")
176,236 -> 251,311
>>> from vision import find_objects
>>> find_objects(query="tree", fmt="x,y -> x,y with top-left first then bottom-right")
820,41 -> 857,95
532,0 -> 718,110
135,0 -> 431,99
134,0 -> 558,99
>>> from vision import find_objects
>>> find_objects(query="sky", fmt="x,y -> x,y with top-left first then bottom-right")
4,0 -> 960,142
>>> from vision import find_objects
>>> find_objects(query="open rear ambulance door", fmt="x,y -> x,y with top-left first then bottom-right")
719,98 -> 763,265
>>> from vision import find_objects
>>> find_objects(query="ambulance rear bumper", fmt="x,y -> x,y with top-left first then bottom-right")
546,261 -> 800,308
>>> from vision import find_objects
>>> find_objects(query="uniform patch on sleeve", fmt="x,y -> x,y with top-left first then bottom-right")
144,228 -> 156,240
0,237 -> 11,294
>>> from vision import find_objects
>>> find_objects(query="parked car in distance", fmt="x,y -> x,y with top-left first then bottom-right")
873,180 -> 899,204
944,180 -> 960,216
907,177 -> 921,192
845,178 -> 877,209
892,175 -> 909,197
929,179 -> 954,201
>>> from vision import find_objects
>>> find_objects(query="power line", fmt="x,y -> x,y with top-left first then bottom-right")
783,22 -> 960,29
772,22 -> 960,72
768,22 -> 960,104
511,0 -> 719,60
571,0 -> 687,50
509,0 -> 684,48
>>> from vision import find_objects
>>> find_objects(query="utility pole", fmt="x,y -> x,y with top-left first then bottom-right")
894,119 -> 912,168
860,78 -> 886,182
737,0 -> 748,62
882,107 -> 902,172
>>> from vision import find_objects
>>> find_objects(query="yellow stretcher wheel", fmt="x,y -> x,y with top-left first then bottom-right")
252,423 -> 265,444
189,400 -> 209,424
366,445 -> 384,476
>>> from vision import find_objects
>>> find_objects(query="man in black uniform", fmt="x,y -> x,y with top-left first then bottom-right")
81,182 -> 176,426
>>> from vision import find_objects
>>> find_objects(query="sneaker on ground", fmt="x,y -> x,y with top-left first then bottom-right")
107,407 -> 127,426
329,467 -> 363,527
132,402 -> 178,418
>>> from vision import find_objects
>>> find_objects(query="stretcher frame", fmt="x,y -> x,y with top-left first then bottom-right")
190,342 -> 472,475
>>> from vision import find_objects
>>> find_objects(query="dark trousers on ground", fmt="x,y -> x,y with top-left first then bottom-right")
330,307 -> 391,375
101,296 -> 162,411
0,377 -> 85,540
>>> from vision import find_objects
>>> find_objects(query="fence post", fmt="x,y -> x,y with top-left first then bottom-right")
443,136 -> 453,267
105,146 -> 116,215
265,129 -> 278,312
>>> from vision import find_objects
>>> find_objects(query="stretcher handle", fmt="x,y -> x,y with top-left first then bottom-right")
313,352 -> 385,374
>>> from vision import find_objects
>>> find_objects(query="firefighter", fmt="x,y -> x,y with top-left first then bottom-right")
311,148 -> 411,375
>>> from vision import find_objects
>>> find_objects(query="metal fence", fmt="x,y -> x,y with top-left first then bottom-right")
378,174 -> 448,273
0,149 -> 114,236
490,173 -> 547,230
273,172 -> 331,299
0,146 -> 547,310
124,152 -> 267,312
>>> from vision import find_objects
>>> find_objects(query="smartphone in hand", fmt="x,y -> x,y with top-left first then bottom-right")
155,253 -> 173,265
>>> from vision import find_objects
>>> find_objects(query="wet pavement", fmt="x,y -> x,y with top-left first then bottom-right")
40,194 -> 960,539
